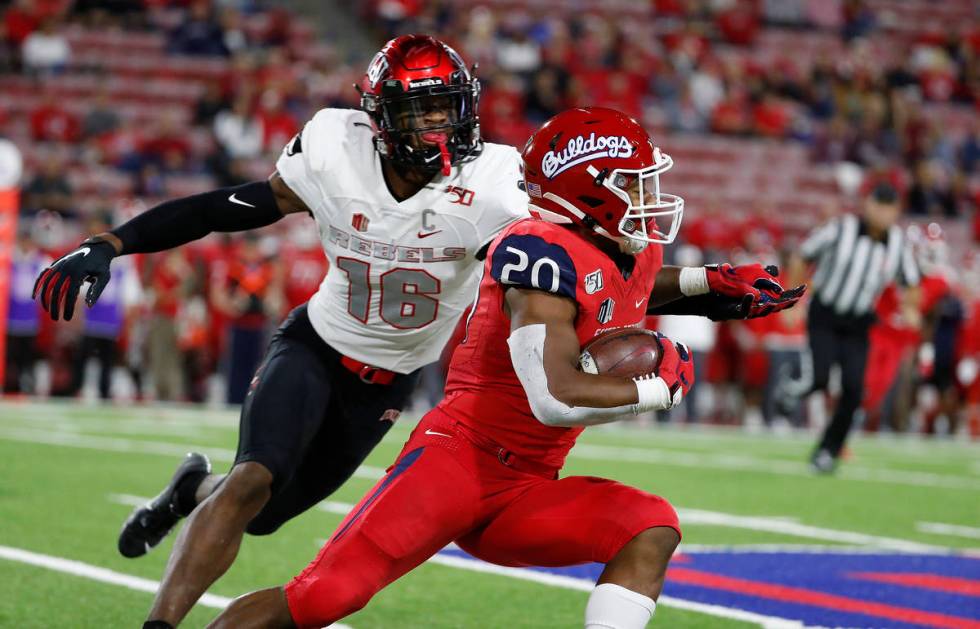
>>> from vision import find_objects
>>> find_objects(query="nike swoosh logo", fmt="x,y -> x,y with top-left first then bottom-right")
228,193 -> 256,208
635,298 -> 646,308
424,429 -> 452,438
417,230 -> 443,239
59,247 -> 90,263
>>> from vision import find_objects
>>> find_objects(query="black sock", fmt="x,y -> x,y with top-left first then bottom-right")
143,621 -> 174,629
173,470 -> 208,517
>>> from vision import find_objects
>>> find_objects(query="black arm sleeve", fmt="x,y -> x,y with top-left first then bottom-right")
647,293 -> 749,321
111,180 -> 284,254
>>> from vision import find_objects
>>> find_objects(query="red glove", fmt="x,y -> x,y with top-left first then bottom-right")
706,263 -> 805,318
654,332 -> 695,400
706,263 -> 782,299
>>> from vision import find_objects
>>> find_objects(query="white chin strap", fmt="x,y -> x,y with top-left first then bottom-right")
533,193 -> 630,249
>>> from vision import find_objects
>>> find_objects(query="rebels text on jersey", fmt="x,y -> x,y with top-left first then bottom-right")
438,219 -> 664,469
276,108 -> 529,373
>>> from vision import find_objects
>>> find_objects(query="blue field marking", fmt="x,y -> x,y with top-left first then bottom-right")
438,547 -> 980,628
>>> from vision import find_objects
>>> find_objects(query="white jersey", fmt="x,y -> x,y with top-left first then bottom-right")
276,108 -> 529,373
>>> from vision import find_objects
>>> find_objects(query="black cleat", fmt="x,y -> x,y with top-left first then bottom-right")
117,452 -> 211,558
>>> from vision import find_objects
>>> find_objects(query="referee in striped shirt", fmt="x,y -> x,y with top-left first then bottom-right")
782,183 -> 920,473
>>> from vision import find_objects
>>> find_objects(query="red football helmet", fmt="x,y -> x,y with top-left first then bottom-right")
360,34 -> 481,176
522,107 -> 683,252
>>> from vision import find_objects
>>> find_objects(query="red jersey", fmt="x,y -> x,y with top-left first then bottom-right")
280,245 -> 328,310
874,274 -> 950,346
438,218 -> 663,469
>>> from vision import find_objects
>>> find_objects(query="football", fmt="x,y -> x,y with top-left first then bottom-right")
578,328 -> 663,378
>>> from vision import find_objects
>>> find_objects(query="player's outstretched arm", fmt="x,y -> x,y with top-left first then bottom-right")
505,288 -> 690,427
33,173 -> 309,321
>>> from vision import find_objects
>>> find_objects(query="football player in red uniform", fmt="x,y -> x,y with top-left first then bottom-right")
209,108 -> 804,629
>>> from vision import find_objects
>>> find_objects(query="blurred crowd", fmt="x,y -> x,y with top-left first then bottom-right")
2,0 -> 980,435
366,0 -> 980,223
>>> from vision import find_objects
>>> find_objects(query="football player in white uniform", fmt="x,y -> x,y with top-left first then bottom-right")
34,35 -> 528,628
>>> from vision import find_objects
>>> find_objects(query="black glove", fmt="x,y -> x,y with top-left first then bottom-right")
33,239 -> 116,321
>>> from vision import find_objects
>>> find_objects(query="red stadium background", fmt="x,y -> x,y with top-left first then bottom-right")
1,0 -> 978,437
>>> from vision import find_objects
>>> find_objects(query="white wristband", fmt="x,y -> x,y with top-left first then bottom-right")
678,266 -> 709,296
633,376 -> 673,413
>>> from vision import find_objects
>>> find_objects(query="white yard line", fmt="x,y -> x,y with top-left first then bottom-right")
427,553 -> 812,629
112,493 -> 965,556
0,400 -> 241,427
569,443 -> 978,491
677,544 -> 893,554
110,493 -> 358,517
678,508 -> 949,553
0,544 -> 354,628
916,521 -> 980,540
318,500 -> 356,515
0,428 -> 385,480
0,545 -> 232,608
4,405 -> 974,487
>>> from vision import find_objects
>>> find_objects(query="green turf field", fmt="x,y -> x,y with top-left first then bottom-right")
0,400 -> 977,628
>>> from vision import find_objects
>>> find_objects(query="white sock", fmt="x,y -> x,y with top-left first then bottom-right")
584,583 -> 656,629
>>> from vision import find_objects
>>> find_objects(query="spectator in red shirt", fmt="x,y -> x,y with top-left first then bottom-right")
716,0 -> 759,46
4,0 -> 39,53
256,89 -> 298,154
594,71 -> 644,122
280,226 -> 327,312
752,92 -> 791,137
30,92 -> 80,142
210,234 -> 283,404
140,115 -> 192,171
147,249 -> 190,401
711,88 -> 750,135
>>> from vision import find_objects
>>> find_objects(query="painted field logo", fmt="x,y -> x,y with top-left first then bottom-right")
438,547 -> 980,629
541,133 -> 633,179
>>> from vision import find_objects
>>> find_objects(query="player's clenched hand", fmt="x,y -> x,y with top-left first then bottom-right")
649,333 -> 694,408
33,239 -> 116,321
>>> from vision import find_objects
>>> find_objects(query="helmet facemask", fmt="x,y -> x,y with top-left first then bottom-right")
363,82 -> 480,176
587,148 -> 683,253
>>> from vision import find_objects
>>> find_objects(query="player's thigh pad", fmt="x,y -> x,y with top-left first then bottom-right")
285,444 -> 480,627
246,370 -> 418,536
457,476 -> 680,567
234,332 -> 332,492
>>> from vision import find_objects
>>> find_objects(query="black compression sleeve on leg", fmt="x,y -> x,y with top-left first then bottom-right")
111,180 -> 283,255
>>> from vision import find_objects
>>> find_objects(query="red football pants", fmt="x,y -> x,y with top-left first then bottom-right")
863,328 -> 914,414
284,410 -> 681,628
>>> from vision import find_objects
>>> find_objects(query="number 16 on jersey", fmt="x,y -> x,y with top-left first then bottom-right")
336,258 -> 441,329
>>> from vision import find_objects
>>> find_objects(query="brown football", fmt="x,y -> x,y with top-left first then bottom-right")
579,328 -> 663,378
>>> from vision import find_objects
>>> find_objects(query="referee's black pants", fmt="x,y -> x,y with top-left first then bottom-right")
805,302 -> 871,458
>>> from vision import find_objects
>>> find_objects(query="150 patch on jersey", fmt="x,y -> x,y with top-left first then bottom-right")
490,234 -> 577,299
584,269 -> 604,294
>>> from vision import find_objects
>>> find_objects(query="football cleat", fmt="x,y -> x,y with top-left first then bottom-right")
117,452 -> 211,558
810,449 -> 837,475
